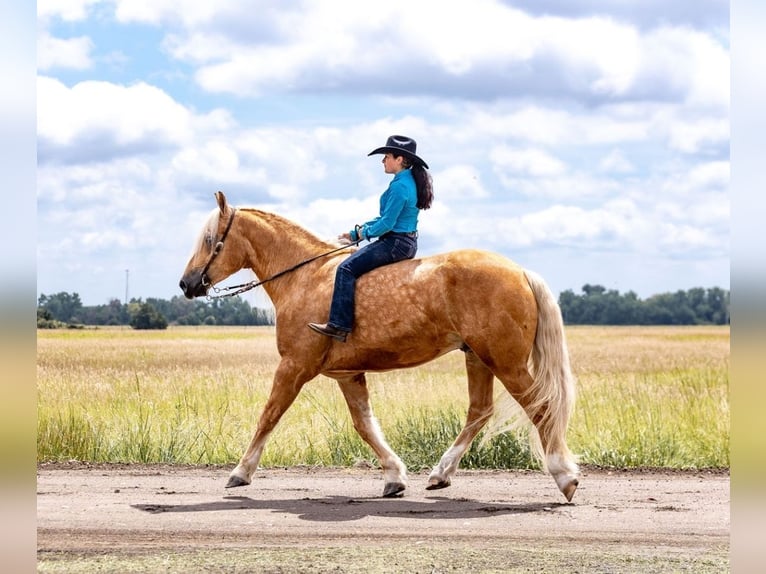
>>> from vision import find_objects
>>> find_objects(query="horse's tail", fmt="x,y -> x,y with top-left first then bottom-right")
484,270 -> 578,476
521,270 -> 577,473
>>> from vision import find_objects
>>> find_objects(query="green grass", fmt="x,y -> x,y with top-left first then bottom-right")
572,367 -> 728,467
37,325 -> 729,469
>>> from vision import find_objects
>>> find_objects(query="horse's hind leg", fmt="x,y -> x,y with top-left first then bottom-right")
337,373 -> 408,497
493,366 -> 579,502
427,350 -> 494,490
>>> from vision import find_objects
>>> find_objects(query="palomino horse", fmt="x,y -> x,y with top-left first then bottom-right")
180,191 -> 580,501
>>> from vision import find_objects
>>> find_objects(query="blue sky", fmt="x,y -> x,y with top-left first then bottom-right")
37,0 -> 730,307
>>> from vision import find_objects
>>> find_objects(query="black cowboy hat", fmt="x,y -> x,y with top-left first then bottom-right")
368,135 -> 429,169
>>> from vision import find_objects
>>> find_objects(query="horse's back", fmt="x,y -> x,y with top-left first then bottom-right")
427,248 -> 536,322
401,248 -> 532,296
355,248 -> 536,331
323,248 -> 537,372
425,248 -> 527,277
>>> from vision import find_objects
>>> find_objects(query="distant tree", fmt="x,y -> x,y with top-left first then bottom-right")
37,307 -> 65,329
79,298 -> 129,325
706,287 -> 730,324
129,302 -> 168,330
38,292 -> 83,323
558,289 -> 583,324
581,284 -> 606,297
686,287 -> 709,322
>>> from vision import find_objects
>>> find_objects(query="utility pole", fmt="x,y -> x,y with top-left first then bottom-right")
125,269 -> 129,305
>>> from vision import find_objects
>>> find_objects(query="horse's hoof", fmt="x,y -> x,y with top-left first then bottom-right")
562,478 -> 579,502
226,475 -> 250,489
382,482 -> 406,498
426,478 -> 451,490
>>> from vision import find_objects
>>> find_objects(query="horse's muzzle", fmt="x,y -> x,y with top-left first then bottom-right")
179,271 -> 209,299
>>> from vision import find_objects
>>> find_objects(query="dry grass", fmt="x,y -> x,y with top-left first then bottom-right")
37,325 -> 729,468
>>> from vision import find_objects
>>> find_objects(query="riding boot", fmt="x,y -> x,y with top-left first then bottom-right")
308,323 -> 348,342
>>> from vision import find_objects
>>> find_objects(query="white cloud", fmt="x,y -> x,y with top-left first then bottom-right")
658,223 -> 718,253
640,26 -> 730,109
656,193 -> 729,230
284,196 -> 377,240
122,0 -> 728,108
511,204 -> 630,246
490,166 -> 626,201
172,141 -> 241,180
37,32 -> 94,71
469,105 -> 649,147
538,14 -> 641,97
662,116 -> 729,153
661,160 -> 730,196
599,149 -> 635,173
38,76 -> 190,147
487,197 -> 726,259
510,0 -> 729,32
38,0 -> 101,21
37,157 -> 153,202
491,146 -> 567,177
37,76 -> 234,163
688,161 -> 729,190
434,165 -> 488,200
112,0 -> 224,26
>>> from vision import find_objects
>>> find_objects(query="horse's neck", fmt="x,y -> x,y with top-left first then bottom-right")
237,209 -> 332,301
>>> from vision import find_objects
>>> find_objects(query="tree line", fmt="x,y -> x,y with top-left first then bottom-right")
558,284 -> 729,325
38,284 -> 729,330
37,292 -> 275,329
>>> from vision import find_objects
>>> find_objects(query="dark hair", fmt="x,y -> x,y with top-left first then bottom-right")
398,156 -> 434,210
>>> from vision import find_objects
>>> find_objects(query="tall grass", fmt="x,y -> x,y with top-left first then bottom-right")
566,326 -> 729,468
37,325 -> 729,469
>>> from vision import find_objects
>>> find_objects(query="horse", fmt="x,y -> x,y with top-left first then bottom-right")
179,191 -> 580,501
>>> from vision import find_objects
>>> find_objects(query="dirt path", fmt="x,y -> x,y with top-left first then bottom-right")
37,464 -> 729,573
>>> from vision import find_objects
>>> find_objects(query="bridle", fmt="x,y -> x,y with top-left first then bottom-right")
201,209 -> 361,300
200,208 -> 238,289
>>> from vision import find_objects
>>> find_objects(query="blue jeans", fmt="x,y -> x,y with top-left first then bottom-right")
327,233 -> 418,332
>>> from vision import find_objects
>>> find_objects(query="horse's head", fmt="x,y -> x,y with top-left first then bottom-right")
179,191 -> 242,299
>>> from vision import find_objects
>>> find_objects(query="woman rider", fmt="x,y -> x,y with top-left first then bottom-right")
308,135 -> 434,342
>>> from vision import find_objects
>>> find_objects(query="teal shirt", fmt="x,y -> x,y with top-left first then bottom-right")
351,169 -> 419,241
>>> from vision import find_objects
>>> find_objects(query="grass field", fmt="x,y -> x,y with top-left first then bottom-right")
37,325 -> 729,470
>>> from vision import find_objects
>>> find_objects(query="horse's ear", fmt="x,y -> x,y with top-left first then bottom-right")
214,191 -> 228,214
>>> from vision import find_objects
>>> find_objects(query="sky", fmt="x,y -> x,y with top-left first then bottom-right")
36,0 -> 731,308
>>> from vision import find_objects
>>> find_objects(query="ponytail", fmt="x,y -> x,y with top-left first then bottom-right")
397,154 -> 434,210
411,164 -> 433,210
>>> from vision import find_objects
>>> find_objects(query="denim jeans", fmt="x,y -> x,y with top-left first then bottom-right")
327,233 -> 418,332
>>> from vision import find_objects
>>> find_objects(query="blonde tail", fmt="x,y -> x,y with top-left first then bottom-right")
483,270 -> 577,468
522,270 -> 577,471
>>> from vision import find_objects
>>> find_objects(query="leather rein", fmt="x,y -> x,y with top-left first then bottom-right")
201,209 -> 361,300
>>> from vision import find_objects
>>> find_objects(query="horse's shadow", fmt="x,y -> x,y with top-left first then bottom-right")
132,494 -> 569,523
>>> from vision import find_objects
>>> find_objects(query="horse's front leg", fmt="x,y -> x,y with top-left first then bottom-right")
226,360 -> 312,488
428,350 -> 494,489
337,373 -> 408,497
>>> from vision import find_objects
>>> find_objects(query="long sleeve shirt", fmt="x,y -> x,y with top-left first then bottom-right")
350,169 -> 419,241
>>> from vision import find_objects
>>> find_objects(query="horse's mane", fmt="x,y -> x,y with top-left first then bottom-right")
190,205 -> 346,270
237,207 -> 339,251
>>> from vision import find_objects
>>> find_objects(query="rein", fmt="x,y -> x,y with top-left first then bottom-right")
204,211 -> 361,300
